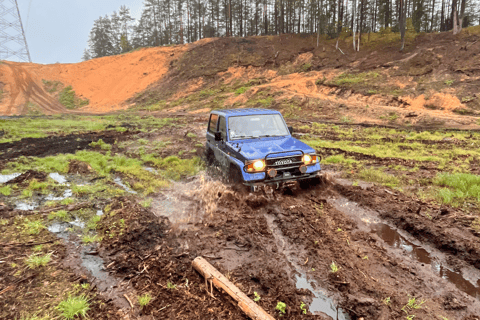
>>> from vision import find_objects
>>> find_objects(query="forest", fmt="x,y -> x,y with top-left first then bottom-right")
84,0 -> 480,59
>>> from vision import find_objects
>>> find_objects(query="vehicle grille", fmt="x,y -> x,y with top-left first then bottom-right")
266,156 -> 303,173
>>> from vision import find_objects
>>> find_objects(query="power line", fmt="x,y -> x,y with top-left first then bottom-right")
0,0 -> 32,62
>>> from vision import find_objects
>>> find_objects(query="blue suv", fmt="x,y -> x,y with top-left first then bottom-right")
205,109 -> 321,189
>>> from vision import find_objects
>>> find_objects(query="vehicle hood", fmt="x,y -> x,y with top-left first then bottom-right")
229,136 -> 316,161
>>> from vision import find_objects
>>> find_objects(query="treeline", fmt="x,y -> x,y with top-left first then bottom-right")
83,0 -> 480,60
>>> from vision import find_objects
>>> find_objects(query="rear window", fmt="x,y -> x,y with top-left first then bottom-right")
208,114 -> 219,133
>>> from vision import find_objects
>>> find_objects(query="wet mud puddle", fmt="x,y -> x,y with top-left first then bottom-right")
1,172 -> 132,308
265,213 -> 350,319
330,196 -> 480,300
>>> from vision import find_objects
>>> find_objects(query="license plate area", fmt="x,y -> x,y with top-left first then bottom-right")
283,172 -> 292,178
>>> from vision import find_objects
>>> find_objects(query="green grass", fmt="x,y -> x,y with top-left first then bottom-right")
59,86 -> 89,110
0,185 -> 12,196
331,71 -> 379,86
25,253 -> 52,269
433,173 -> 480,204
89,139 -> 111,151
48,210 -> 70,222
57,295 -> 90,319
235,87 -> 248,95
358,168 -> 400,187
82,234 -> 100,244
0,114 -> 175,143
23,219 -> 45,235
138,293 -> 152,308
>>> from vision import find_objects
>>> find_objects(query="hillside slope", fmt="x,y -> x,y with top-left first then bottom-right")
0,41 -> 210,115
1,30 -> 480,130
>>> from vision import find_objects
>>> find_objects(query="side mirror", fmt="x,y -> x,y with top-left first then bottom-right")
214,132 -> 223,141
288,126 -> 293,134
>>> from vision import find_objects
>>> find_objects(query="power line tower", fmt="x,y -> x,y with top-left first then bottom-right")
0,0 -> 31,62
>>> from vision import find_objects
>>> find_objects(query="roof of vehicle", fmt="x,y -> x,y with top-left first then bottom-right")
211,108 -> 281,118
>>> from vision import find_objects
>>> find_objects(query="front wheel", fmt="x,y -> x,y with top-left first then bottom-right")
229,166 -> 254,193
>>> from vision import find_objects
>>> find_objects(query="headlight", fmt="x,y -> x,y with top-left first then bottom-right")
302,155 -> 318,165
245,160 -> 266,172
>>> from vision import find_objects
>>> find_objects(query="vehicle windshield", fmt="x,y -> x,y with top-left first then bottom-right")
228,114 -> 289,140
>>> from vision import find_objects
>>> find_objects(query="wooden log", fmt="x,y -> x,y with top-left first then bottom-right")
192,256 -> 275,320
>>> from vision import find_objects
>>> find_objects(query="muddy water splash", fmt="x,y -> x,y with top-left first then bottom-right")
330,195 -> 480,300
152,173 -> 228,227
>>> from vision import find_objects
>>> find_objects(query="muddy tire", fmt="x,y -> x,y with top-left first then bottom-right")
229,165 -> 253,193
205,148 -> 215,166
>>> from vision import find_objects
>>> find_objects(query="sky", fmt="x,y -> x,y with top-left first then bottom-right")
14,0 -> 144,64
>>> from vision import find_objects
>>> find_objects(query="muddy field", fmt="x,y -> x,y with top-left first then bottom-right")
1,114 -> 480,320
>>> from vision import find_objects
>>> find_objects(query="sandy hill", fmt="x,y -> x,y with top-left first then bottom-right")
1,30 -> 480,129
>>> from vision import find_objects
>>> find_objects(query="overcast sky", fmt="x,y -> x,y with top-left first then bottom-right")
15,0 -> 143,64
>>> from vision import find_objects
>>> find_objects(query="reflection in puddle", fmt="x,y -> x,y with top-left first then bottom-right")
114,177 -> 137,194
46,189 -> 73,201
49,173 -> 67,184
265,213 -> 350,319
0,173 -> 21,184
296,274 -> 350,319
48,222 -> 71,239
15,202 -> 38,211
81,251 -> 109,281
373,223 -> 480,300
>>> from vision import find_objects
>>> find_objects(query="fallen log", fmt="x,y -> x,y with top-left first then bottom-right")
192,257 -> 274,320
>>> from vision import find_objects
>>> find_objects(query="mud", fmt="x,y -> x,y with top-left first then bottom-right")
0,130 -> 132,162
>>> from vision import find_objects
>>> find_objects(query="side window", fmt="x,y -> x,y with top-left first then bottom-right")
208,114 -> 219,133
218,116 -> 227,139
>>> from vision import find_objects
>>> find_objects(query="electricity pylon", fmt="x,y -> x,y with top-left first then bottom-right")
0,0 -> 31,62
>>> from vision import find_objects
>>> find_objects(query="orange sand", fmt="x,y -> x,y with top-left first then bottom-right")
0,45 -> 189,115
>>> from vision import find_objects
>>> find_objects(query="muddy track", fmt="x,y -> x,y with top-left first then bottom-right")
0,130 -> 134,161
88,176 -> 480,320
333,183 -> 480,269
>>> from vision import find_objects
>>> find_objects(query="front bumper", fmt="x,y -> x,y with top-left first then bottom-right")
242,162 -> 322,186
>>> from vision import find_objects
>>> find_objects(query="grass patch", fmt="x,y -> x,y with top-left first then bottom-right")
0,185 -> 12,196
82,234 -> 100,244
330,71 -> 379,86
25,253 -> 52,269
322,154 -> 358,165
57,295 -> 90,319
89,139 -> 111,151
138,293 -> 152,308
235,87 -> 248,95
433,173 -> 480,204
48,210 -> 70,222
59,86 -> 90,110
358,168 -> 400,187
23,219 -> 45,235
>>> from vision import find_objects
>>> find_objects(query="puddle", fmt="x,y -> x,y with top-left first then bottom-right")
329,194 -> 480,301
144,166 -> 158,174
49,173 -> 67,184
114,177 -> 137,194
81,250 -> 109,281
46,189 -> 73,201
296,274 -> 349,319
70,217 -> 85,229
15,202 -> 39,211
0,173 -> 21,184
48,222 -> 71,240
96,210 -> 104,216
373,223 -> 480,299
265,213 -> 350,319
